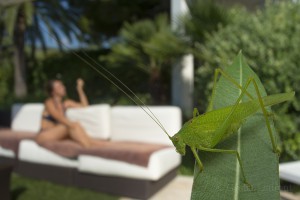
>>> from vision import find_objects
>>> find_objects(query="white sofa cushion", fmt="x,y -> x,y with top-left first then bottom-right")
12,104 -> 44,133
18,140 -> 78,168
66,104 -> 111,139
78,147 -> 181,181
0,146 -> 15,158
110,106 -> 182,145
279,161 -> 300,184
11,103 -> 111,139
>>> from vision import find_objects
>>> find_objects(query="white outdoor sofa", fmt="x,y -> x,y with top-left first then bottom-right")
279,161 -> 300,185
0,103 -> 182,199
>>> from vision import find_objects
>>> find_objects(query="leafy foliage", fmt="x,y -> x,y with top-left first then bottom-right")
195,1 -> 300,161
184,0 -> 230,43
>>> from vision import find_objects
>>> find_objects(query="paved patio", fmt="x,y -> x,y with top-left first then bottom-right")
120,175 -> 193,200
120,175 -> 300,200
280,191 -> 300,200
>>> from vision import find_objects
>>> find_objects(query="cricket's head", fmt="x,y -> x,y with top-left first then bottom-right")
170,134 -> 186,155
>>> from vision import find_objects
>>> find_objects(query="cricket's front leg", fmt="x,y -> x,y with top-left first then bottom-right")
197,145 -> 253,190
191,147 -> 204,172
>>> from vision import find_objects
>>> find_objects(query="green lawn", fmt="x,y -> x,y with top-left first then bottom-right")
10,173 -> 118,200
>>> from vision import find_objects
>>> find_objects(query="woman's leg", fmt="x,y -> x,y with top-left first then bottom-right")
35,124 -> 68,145
36,122 -> 92,148
68,122 -> 92,148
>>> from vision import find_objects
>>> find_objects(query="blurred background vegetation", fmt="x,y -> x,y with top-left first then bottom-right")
0,0 -> 299,170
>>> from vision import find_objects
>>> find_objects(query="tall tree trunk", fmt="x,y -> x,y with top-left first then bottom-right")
149,67 -> 167,104
13,6 -> 27,98
0,23 -> 4,48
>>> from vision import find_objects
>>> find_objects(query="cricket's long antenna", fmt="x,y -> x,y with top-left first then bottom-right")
40,28 -> 172,138
74,51 -> 171,137
81,51 -> 169,134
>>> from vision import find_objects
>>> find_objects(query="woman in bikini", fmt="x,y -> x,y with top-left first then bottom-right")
35,78 -> 92,148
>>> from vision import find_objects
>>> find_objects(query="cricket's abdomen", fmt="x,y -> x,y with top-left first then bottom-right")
179,101 -> 261,148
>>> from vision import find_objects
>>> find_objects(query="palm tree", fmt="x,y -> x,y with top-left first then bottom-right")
0,0 -> 83,98
103,14 -> 189,104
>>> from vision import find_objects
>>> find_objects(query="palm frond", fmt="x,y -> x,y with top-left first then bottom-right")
40,14 -> 63,51
33,14 -> 46,53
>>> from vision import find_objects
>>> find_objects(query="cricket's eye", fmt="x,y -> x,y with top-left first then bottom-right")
174,136 -> 179,141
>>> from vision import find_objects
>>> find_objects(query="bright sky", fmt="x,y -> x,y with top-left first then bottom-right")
37,20 -> 82,50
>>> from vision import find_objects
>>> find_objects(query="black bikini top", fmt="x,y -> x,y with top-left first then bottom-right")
42,99 -> 66,124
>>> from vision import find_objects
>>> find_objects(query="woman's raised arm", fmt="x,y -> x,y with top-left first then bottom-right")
64,78 -> 89,108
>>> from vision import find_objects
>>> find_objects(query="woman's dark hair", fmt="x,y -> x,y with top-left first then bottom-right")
45,79 -> 58,96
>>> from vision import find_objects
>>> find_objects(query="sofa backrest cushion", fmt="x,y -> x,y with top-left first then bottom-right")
110,106 -> 182,145
11,104 -> 111,139
66,104 -> 111,139
12,104 -> 44,133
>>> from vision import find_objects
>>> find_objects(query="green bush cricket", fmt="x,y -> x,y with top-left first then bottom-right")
169,68 -> 294,188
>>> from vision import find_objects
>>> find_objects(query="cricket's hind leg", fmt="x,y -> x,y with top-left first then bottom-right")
197,145 -> 253,189
249,78 -> 281,155
207,68 -> 254,112
222,75 -> 280,155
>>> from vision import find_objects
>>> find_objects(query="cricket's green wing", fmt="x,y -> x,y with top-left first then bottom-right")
191,52 -> 285,200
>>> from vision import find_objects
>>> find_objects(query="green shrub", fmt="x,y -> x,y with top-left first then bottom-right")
27,49 -> 150,105
195,1 -> 300,161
